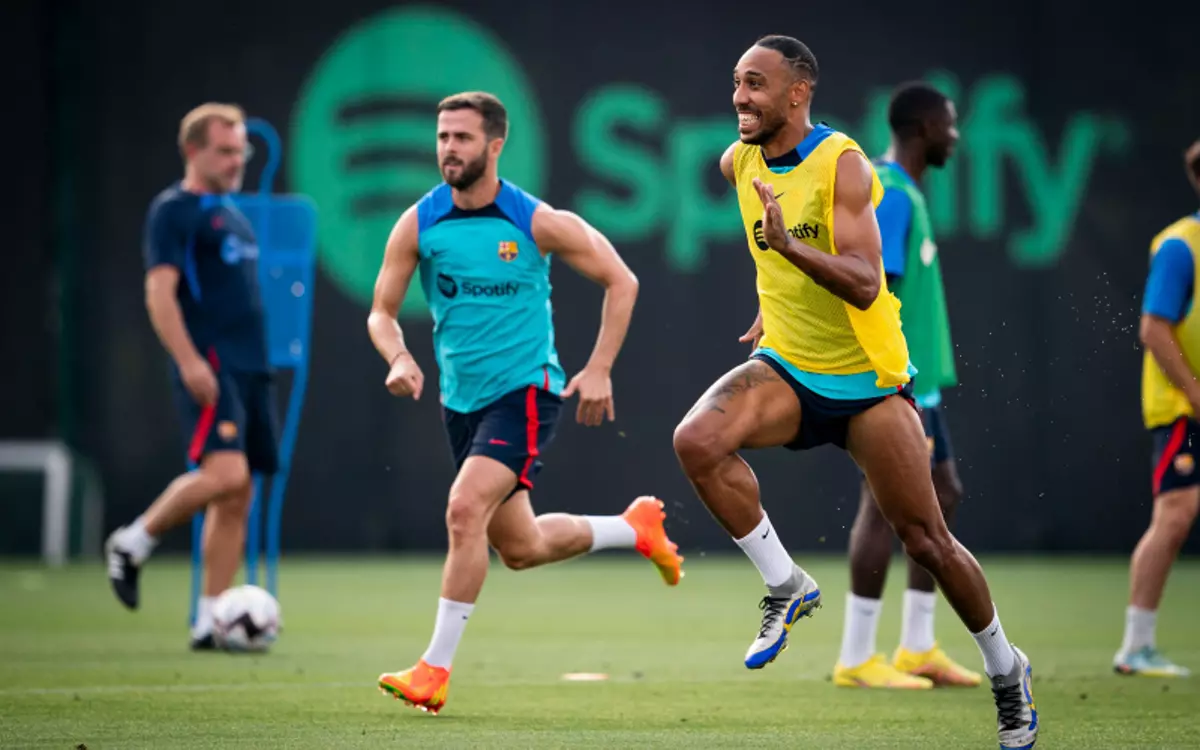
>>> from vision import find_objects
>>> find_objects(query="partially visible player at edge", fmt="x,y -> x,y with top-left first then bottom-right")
106,103 -> 281,650
834,82 -> 981,689
671,36 -> 1037,747
368,92 -> 684,715
1115,139 -> 1200,679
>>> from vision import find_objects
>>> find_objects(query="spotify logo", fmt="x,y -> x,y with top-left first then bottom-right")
752,220 -> 769,250
290,5 -> 547,317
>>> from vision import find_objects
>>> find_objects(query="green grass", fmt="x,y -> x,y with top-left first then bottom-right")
2,555 -> 1198,748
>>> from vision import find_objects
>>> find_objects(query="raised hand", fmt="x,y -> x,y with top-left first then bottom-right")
752,178 -> 791,252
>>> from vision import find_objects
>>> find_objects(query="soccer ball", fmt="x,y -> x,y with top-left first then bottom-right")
212,584 -> 281,652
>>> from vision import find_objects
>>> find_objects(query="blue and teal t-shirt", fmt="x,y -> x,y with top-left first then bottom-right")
416,179 -> 566,414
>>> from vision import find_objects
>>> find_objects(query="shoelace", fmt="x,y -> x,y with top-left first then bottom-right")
757,596 -> 789,639
107,550 -> 128,580
991,682 -> 1025,731
1137,647 -> 1171,668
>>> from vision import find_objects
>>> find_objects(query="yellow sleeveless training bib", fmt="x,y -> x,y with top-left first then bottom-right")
732,125 -> 911,388
1142,214 -> 1200,429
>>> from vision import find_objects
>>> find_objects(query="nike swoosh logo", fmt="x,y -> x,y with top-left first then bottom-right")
774,191 -> 786,199
761,529 -> 770,539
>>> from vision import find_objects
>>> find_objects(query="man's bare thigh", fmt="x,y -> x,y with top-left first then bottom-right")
680,359 -> 802,450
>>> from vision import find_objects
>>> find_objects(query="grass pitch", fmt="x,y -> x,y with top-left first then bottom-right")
2,555 -> 1198,748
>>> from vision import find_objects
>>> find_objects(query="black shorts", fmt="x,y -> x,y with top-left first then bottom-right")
921,405 -> 954,466
171,351 -> 280,474
751,353 -> 915,451
1151,417 -> 1200,496
443,386 -> 563,494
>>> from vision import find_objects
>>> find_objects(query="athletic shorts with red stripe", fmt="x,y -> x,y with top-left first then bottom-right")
442,386 -> 563,498
170,350 -> 280,474
1150,417 -> 1200,496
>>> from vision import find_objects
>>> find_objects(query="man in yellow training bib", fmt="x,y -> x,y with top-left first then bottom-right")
671,35 -> 1037,749
1113,139 -> 1200,679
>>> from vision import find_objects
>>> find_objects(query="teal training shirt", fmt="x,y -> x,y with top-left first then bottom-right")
416,179 -> 566,414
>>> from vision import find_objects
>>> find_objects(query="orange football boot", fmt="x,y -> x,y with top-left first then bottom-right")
622,496 -> 685,586
378,659 -> 451,714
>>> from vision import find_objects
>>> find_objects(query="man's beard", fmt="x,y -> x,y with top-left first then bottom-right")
740,109 -> 787,146
442,153 -> 487,190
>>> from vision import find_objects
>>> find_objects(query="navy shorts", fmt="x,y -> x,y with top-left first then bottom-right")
921,405 -> 955,466
170,350 -> 280,474
751,353 -> 915,451
1151,417 -> 1200,496
443,386 -> 563,494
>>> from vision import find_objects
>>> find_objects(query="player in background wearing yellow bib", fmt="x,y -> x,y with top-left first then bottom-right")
671,36 -> 1037,749
1115,140 -> 1200,679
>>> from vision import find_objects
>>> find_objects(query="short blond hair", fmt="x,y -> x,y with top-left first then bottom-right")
178,103 -> 245,155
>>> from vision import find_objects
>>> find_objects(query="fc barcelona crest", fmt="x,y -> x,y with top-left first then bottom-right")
498,241 -> 518,262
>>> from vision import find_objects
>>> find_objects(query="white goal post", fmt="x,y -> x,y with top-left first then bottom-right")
0,440 -> 101,566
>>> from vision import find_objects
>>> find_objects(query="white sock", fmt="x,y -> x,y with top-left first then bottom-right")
1120,606 -> 1157,654
971,606 -> 1015,677
117,517 -> 157,564
900,589 -> 938,653
420,598 -> 475,669
583,516 -> 637,552
192,596 -> 215,638
839,593 -> 882,669
733,513 -> 794,588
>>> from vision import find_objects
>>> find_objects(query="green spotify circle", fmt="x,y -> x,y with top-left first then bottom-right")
290,5 -> 546,317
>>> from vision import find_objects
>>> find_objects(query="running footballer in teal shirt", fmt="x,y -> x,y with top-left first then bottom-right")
366,91 -> 685,714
